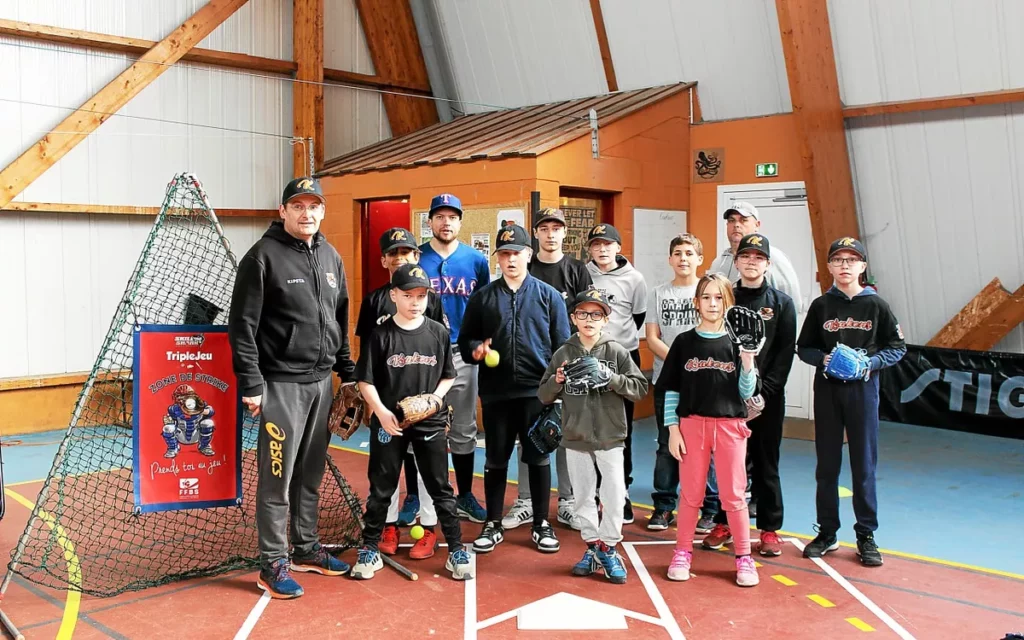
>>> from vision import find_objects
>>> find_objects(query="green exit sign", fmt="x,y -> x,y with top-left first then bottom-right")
756,163 -> 778,178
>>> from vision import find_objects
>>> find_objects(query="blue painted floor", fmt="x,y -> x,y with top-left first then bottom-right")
4,418 -> 1023,574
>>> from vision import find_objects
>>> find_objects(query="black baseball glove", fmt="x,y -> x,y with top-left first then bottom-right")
527,401 -> 563,455
563,355 -> 612,392
726,306 -> 766,353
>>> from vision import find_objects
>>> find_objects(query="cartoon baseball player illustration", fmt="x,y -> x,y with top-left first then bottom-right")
162,383 -> 215,458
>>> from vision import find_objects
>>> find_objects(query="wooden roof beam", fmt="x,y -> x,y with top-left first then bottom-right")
0,0 -> 251,209
928,278 -> 1024,351
844,87 -> 1024,119
776,0 -> 860,283
589,0 -> 618,93
293,0 -> 324,175
354,0 -> 438,137
2,202 -> 276,217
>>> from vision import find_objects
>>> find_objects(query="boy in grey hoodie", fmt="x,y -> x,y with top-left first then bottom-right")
539,288 -> 649,584
585,224 -> 648,523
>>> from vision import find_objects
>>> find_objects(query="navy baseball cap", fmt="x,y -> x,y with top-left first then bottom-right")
571,288 -> 612,315
828,236 -> 867,260
391,264 -> 431,291
736,233 -> 770,259
429,193 -> 463,217
586,223 -> 622,246
494,224 -> 531,253
379,227 -> 418,254
282,177 -> 325,205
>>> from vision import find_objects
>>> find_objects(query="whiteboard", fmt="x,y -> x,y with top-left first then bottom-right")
632,208 -> 687,340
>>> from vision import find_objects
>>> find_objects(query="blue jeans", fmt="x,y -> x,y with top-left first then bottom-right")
651,387 -> 721,516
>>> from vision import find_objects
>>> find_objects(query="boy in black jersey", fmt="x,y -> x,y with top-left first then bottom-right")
355,227 -> 446,555
351,264 -> 473,581
797,237 -> 906,567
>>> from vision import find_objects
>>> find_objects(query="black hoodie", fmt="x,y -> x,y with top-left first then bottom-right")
228,221 -> 356,396
733,279 -> 797,402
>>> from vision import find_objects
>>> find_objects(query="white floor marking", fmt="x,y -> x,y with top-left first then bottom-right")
233,592 -> 271,640
463,551 -> 477,640
785,537 -> 917,640
622,542 -> 687,640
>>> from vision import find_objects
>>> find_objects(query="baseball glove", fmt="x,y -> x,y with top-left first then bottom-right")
563,356 -> 612,393
726,305 -> 766,353
745,394 -> 765,421
394,393 -> 444,429
824,343 -> 871,381
327,382 -> 368,440
527,401 -> 563,455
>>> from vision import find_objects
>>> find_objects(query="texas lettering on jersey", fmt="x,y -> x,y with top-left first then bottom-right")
430,276 -> 478,297
684,357 -> 736,373
386,352 -> 439,368
823,317 -> 873,332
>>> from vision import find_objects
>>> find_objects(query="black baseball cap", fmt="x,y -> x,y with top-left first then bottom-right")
391,263 -> 431,291
736,233 -> 770,259
571,288 -> 612,315
534,207 -> 566,228
379,227 -> 418,254
282,177 -> 325,205
828,236 -> 867,260
494,224 -> 531,253
587,224 -> 622,245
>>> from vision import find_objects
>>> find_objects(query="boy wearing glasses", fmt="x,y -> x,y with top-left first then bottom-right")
539,288 -> 648,584
797,237 -> 906,567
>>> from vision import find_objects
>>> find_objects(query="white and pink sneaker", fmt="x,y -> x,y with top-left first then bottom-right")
735,555 -> 759,587
667,549 -> 692,581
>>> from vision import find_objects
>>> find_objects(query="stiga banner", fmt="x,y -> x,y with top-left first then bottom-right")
879,344 -> 1024,440
133,325 -> 242,513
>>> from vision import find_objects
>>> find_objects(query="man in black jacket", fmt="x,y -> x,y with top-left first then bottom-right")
702,233 -> 797,557
228,177 -> 354,599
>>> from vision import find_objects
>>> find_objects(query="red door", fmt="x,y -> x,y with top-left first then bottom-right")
363,200 -> 413,295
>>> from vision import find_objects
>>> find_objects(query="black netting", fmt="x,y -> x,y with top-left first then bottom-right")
5,174 -> 362,597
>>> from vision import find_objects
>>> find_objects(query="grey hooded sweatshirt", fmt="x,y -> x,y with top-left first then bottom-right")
538,333 -> 649,451
586,256 -> 648,351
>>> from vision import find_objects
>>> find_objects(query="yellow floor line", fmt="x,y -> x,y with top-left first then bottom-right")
772,574 -> 797,586
807,594 -> 835,608
845,617 -> 876,632
4,488 -> 81,640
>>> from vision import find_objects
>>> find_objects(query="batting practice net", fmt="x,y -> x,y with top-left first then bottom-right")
3,173 -> 362,598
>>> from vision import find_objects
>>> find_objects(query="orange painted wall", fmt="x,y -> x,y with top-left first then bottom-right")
688,113 -> 805,272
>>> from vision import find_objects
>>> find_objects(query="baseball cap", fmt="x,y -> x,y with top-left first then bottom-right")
723,201 -> 759,220
571,288 -> 612,316
429,193 -> 463,218
494,224 -> 531,253
586,223 -> 622,245
379,227 -> 418,254
828,236 -> 867,260
282,177 -> 325,205
736,233 -> 771,259
391,263 -> 431,291
534,207 -> 566,228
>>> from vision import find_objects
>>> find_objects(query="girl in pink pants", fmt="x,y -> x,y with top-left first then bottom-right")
656,273 -> 760,587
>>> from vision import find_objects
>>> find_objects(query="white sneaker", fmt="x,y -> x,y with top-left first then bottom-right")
501,499 -> 533,529
557,498 -> 582,530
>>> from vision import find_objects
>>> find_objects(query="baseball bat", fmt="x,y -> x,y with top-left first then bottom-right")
382,554 -> 418,581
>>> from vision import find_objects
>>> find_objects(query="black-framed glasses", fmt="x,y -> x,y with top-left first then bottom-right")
828,257 -> 862,266
573,310 -> 607,321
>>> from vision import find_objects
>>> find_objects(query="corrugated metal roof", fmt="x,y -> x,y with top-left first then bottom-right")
318,83 -> 693,176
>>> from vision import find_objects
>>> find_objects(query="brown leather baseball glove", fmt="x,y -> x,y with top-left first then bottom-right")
327,382 -> 368,439
394,394 -> 443,430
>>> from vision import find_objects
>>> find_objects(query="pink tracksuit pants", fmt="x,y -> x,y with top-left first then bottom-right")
676,416 -> 752,555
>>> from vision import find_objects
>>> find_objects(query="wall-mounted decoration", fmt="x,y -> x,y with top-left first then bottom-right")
693,148 -> 725,183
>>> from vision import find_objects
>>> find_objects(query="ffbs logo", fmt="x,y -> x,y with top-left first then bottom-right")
179,478 -> 199,497
902,369 -> 1024,419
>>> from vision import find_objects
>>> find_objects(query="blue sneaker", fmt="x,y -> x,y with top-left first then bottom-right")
446,547 -> 475,580
397,494 -> 420,527
257,559 -> 304,599
571,547 -> 599,577
596,544 -> 628,584
350,546 -> 384,580
456,493 -> 487,523
291,543 -> 350,576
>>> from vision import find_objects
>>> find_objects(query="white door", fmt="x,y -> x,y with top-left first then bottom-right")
717,184 -> 820,419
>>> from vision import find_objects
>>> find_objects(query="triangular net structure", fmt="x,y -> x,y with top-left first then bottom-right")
3,173 -> 362,598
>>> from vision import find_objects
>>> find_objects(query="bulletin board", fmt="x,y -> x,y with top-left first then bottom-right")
416,202 -> 529,281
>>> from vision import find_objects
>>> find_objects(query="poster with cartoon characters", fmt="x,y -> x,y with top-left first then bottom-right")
132,325 -> 242,513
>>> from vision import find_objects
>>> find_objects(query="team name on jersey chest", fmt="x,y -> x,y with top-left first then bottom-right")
387,352 -> 438,368
823,317 -> 872,332
685,357 -> 735,373
430,276 -> 478,296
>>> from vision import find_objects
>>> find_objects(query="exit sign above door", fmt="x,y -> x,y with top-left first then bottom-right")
755,163 -> 778,178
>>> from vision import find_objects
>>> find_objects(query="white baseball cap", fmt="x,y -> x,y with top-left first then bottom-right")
723,201 -> 759,220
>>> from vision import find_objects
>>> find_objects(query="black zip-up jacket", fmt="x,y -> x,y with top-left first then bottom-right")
228,221 -> 356,397
733,279 -> 797,403
458,274 -> 570,402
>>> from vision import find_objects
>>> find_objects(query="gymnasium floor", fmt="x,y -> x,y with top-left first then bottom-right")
2,417 -> 1023,639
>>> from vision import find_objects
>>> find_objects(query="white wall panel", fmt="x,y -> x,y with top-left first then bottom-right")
427,0 -> 607,114
323,0 -> 374,74
599,0 -> 791,121
323,85 -> 391,162
828,0 -> 1024,106
848,104 -> 1024,354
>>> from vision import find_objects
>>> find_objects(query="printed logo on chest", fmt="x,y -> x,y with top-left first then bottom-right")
660,299 -> 698,326
684,357 -> 736,373
387,352 -> 438,368
430,276 -> 477,297
823,317 -> 872,332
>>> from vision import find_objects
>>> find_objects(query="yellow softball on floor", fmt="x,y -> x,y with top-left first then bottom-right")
485,350 -> 500,368
409,525 -> 424,540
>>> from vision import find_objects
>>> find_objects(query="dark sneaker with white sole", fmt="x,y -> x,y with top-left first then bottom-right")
472,520 -> 504,553
803,529 -> 839,558
647,509 -> 675,531
856,534 -> 883,567
532,520 -> 560,553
